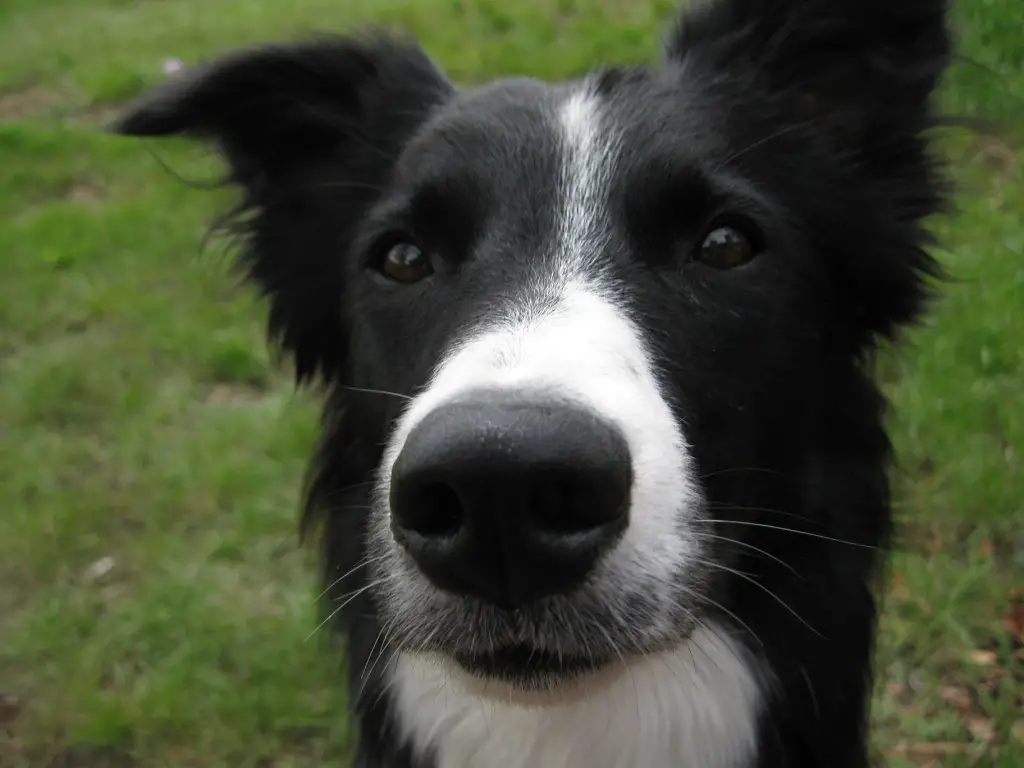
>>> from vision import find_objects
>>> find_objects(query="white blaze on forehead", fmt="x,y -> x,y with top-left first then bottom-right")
556,86 -> 613,278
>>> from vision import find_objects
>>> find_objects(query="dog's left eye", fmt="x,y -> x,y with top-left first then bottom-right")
697,225 -> 760,270
378,240 -> 434,284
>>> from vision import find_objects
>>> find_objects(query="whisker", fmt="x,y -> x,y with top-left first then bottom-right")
678,585 -> 764,649
703,503 -> 811,522
367,630 -> 401,706
691,532 -> 801,578
697,519 -> 876,549
338,384 -> 413,401
362,615 -> 398,685
699,560 -> 823,639
357,626 -> 388,694
316,552 -> 391,601
145,147 -> 225,190
308,480 -> 378,505
320,503 -> 375,515
588,615 -> 641,723
305,575 -> 397,642
300,179 -> 390,194
698,466 -> 781,480
686,620 -> 735,679
715,120 -> 816,168
361,609 -> 404,685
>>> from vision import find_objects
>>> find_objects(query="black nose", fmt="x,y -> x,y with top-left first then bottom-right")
389,392 -> 632,608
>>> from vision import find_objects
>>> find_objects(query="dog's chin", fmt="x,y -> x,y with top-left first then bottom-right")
454,644 -> 604,685
446,644 -> 625,704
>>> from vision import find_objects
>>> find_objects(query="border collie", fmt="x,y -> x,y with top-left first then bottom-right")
113,0 -> 953,765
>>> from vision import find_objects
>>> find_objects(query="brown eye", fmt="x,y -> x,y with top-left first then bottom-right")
380,241 -> 433,283
697,226 -> 758,270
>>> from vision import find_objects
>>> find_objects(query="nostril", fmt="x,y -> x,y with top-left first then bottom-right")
396,482 -> 463,538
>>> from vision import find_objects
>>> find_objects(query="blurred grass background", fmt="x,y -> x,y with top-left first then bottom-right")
0,1 -> 1021,766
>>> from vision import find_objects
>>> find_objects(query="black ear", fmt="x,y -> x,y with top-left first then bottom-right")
113,34 -> 455,383
668,0 -> 951,157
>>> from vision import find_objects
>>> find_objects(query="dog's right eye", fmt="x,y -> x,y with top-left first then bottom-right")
376,240 -> 434,284
695,218 -> 764,271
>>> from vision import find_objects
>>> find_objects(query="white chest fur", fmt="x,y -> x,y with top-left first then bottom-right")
389,625 -> 763,768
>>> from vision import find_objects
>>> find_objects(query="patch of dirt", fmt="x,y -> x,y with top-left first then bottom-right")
0,83 -> 136,126
0,83 -> 87,122
0,85 -> 80,121
45,745 -> 135,768
68,100 -> 127,128
1005,589 -> 1024,647
1,743 -> 138,768
888,740 -> 969,761
0,693 -> 21,725
204,382 -> 267,406
895,519 -> 947,556
972,134 -> 1017,173
61,181 -> 105,205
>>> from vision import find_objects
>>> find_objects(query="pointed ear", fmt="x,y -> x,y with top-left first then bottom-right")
668,0 -> 951,159
113,34 -> 455,382
112,34 -> 454,184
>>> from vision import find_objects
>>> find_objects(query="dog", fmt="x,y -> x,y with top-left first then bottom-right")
113,0 -> 953,765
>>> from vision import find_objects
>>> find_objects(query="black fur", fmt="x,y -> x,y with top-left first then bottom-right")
114,1 -> 952,765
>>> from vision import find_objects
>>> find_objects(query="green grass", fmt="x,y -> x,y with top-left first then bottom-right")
0,1 -> 1021,766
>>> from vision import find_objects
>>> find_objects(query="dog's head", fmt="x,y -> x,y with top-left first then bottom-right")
115,0 -> 950,692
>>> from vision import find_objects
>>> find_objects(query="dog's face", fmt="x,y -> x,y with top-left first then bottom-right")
115,0 -> 950,693
354,73 -> 835,685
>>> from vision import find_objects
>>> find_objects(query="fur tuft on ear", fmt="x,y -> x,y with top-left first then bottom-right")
113,34 -> 454,383
668,0 -> 951,150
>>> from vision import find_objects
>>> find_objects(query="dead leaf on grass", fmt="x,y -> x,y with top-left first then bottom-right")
966,649 -> 997,666
80,556 -> 116,585
921,530 -> 945,555
964,715 -> 994,742
973,134 -> 1017,173
1004,595 -> 1024,645
0,85 -> 74,120
939,685 -> 972,713
0,693 -> 21,725
63,182 -> 105,205
46,744 -> 135,768
889,570 -> 910,601
889,741 -> 966,757
204,383 -> 265,406
886,682 -> 905,698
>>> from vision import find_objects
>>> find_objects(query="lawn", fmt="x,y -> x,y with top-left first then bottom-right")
0,1 -> 1020,766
